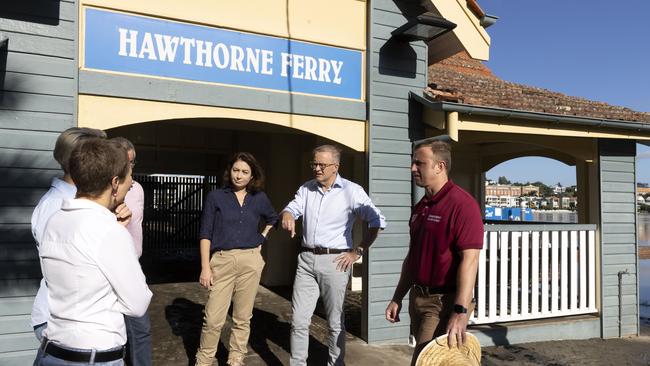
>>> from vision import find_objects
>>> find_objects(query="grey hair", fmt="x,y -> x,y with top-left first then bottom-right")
53,127 -> 107,173
110,137 -> 136,155
312,144 -> 342,163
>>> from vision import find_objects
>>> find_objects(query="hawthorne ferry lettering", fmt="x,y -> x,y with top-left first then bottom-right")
85,8 -> 362,99
117,29 -> 344,84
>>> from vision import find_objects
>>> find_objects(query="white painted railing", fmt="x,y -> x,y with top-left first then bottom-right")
470,224 -> 598,325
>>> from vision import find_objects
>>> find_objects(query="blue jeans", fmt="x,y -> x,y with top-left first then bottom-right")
124,312 -> 152,366
34,323 -> 47,342
35,343 -> 124,366
32,323 -> 47,366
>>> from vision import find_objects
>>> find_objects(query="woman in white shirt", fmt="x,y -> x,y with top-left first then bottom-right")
35,138 -> 152,366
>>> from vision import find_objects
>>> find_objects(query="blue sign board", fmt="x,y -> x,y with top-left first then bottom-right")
485,206 -> 533,221
84,8 -> 363,100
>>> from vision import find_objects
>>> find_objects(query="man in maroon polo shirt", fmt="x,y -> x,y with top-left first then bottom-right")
385,139 -> 483,364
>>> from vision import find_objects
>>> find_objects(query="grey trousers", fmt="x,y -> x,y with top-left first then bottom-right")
290,252 -> 350,366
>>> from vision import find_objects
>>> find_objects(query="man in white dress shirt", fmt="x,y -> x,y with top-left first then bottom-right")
281,145 -> 386,366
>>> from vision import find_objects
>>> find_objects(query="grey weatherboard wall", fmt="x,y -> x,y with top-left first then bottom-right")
0,1 -> 77,364
598,139 -> 639,338
365,0 -> 427,343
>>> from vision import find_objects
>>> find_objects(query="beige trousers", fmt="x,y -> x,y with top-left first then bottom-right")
409,291 -> 475,365
195,247 -> 265,366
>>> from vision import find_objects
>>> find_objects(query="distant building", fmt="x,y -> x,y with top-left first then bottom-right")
485,183 -> 521,197
485,183 -> 540,208
550,196 -> 560,209
522,184 -> 540,196
562,196 -> 578,210
637,186 -> 650,195
485,183 -> 540,197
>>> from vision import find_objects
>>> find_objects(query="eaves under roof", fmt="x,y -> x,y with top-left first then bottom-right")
425,52 -> 650,126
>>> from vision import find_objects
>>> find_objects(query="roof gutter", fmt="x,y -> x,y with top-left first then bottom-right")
410,92 -> 650,133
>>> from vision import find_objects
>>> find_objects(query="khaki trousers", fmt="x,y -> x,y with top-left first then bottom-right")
195,247 -> 265,366
408,290 -> 475,365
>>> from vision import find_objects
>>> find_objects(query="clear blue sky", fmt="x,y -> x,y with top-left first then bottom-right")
478,1 -> 650,186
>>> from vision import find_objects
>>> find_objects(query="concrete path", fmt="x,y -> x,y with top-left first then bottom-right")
149,282 -> 412,366
149,281 -> 650,366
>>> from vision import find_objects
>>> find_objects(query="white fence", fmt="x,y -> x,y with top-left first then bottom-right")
470,224 -> 598,324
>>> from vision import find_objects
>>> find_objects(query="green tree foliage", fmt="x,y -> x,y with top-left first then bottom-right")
531,181 -> 554,196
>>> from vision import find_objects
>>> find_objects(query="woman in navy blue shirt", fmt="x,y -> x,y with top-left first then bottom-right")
195,152 -> 278,366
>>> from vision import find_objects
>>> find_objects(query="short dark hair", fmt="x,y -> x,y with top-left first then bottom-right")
222,152 -> 265,192
54,127 -> 107,173
70,139 -> 130,198
414,140 -> 452,172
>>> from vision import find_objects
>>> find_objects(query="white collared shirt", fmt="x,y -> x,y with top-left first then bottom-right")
39,198 -> 152,349
30,177 -> 77,327
31,178 -> 76,245
283,174 -> 386,249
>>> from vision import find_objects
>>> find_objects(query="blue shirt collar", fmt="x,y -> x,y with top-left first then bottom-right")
312,174 -> 345,191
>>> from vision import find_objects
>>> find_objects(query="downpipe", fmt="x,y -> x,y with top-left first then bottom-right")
618,269 -> 630,338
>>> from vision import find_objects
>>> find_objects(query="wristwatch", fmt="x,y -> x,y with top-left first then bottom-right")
355,247 -> 364,257
453,304 -> 468,314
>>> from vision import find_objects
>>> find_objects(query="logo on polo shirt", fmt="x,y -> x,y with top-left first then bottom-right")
427,214 -> 441,222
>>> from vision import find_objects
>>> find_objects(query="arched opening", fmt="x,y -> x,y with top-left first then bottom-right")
485,156 -> 577,223
443,130 -> 598,225
105,117 -> 366,290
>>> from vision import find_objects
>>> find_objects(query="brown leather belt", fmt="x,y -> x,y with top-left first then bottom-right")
301,247 -> 353,255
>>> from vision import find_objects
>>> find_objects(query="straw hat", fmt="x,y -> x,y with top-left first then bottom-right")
415,333 -> 481,366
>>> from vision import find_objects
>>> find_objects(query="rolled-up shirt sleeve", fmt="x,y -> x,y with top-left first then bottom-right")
353,186 -> 386,229
97,227 -> 152,317
259,192 -> 279,226
283,186 -> 306,219
199,191 -> 217,241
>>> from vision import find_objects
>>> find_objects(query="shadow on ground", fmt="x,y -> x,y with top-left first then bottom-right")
143,258 -> 198,284
145,257 -> 409,366
162,296 -> 330,366
267,286 -> 363,340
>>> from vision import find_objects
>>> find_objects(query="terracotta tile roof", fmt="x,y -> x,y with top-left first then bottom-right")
427,51 -> 650,123
466,0 -> 485,19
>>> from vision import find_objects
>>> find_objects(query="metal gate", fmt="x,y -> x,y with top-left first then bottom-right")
136,174 -> 220,261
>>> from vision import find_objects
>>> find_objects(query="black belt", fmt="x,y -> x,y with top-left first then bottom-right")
412,284 -> 456,296
301,247 -> 352,255
41,338 -> 125,363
